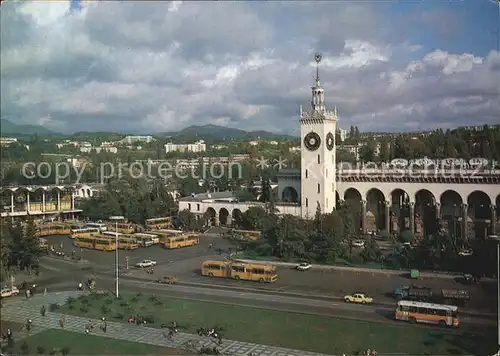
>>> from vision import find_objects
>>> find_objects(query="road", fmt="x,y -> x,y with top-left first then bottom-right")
30,258 -> 495,335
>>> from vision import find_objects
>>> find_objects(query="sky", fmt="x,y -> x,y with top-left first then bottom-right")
1,0 -> 499,135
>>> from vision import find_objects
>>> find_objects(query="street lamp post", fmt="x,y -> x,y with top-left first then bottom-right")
489,234 -> 500,352
109,216 -> 125,298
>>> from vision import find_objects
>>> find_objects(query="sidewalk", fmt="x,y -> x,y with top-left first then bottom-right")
1,292 -> 330,356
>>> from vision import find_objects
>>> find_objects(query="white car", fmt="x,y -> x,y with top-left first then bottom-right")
296,262 -> 311,271
1,286 -> 20,298
351,240 -> 365,248
458,249 -> 473,257
135,260 -> 157,268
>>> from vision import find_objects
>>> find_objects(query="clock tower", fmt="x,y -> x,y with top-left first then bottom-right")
300,53 -> 338,219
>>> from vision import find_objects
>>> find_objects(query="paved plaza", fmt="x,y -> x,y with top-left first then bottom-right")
1,291 -> 331,356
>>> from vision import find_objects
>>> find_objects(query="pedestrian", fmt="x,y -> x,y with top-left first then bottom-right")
25,289 -> 30,299
40,305 -> 46,316
60,315 -> 65,328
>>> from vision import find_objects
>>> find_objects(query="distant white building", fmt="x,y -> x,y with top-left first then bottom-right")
120,135 -> 155,144
0,138 -> 18,145
165,141 -> 206,153
337,128 -> 348,142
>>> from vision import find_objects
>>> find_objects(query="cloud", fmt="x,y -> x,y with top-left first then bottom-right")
1,0 -> 499,134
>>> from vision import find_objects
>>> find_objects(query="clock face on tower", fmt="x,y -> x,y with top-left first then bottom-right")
326,132 -> 334,151
304,132 -> 321,151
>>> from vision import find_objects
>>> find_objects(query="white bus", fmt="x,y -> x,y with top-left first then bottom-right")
102,231 -> 123,237
86,222 -> 107,232
70,227 -> 100,238
395,300 -> 459,327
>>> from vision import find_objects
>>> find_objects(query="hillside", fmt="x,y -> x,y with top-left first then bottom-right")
1,119 -> 57,136
162,124 -> 296,140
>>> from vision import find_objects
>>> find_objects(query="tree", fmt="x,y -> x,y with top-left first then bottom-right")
241,207 -> 269,231
176,210 -> 201,231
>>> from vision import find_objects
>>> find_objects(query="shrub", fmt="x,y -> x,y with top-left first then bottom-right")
104,299 -> 113,305
119,301 -> 129,308
68,304 -> 75,310
149,295 -> 157,302
80,306 -> 89,313
113,313 -> 124,320
154,300 -> 163,306
66,297 -> 75,304
62,347 -> 70,355
135,292 -> 142,297
48,303 -> 59,312
144,315 -> 155,324
37,346 -> 45,354
100,305 -> 110,315
20,342 -> 29,355
130,296 -> 139,303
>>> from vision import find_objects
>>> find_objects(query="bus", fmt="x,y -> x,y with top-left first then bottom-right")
86,222 -> 107,232
201,260 -> 278,283
145,217 -> 174,230
149,229 -> 183,242
132,233 -> 160,247
163,234 -> 199,249
117,237 -> 139,250
73,236 -> 116,251
231,230 -> 261,240
70,227 -> 100,239
394,300 -> 459,327
107,222 -> 134,234
38,223 -> 71,236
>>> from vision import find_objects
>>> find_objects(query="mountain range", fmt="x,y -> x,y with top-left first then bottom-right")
0,120 -> 296,140
1,119 -> 57,136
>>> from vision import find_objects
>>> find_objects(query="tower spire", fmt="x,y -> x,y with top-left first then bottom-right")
314,52 -> 322,86
311,53 -> 325,112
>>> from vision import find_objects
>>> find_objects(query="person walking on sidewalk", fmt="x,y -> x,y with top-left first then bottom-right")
40,305 -> 46,316
59,315 -> 65,328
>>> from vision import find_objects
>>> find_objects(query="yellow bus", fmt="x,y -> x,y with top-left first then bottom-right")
149,229 -> 183,242
108,222 -> 134,234
232,230 -> 262,240
38,223 -> 71,236
118,237 -> 139,250
73,236 -> 116,251
201,260 -> 278,283
145,217 -> 174,230
395,300 -> 459,328
70,227 -> 100,239
164,234 -> 199,249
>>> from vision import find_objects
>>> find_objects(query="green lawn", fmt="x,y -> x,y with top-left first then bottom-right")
55,292 -> 495,355
4,329 -> 188,355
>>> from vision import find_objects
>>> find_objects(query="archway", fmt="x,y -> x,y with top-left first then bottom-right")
415,189 -> 437,238
440,190 -> 463,241
31,188 -> 46,212
390,189 -> 410,235
467,191 -> 492,239
13,188 -> 29,212
219,208 -> 229,226
344,188 -> 362,231
205,207 -> 216,226
281,187 -> 299,203
366,188 -> 386,231
232,209 -> 243,228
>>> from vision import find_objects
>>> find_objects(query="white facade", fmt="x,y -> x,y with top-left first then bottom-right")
165,141 -> 206,153
299,63 -> 338,218
120,135 -> 155,144
337,128 -> 348,142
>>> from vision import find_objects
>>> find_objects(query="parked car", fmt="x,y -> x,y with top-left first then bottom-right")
458,249 -> 473,257
351,240 -> 365,248
344,293 -> 373,304
296,262 -> 311,271
135,260 -> 157,268
1,286 -> 20,298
